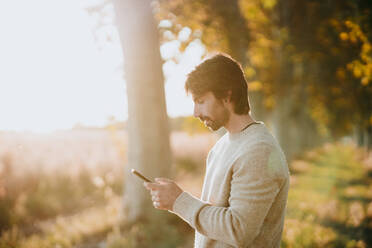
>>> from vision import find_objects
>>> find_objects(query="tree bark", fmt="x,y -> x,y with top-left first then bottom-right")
113,0 -> 172,223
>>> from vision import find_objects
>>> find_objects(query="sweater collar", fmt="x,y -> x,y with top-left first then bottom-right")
227,121 -> 264,141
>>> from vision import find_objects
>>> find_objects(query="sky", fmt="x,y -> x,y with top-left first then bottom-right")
0,0 -> 205,133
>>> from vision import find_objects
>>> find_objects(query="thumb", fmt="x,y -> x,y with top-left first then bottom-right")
155,177 -> 173,183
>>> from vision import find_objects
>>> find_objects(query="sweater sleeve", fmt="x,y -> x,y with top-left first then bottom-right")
171,143 -> 284,247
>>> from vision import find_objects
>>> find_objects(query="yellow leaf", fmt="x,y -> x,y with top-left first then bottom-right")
353,67 -> 362,78
248,81 -> 263,91
361,77 -> 369,86
262,0 -> 276,9
345,20 -> 353,28
264,96 -> 275,109
362,43 -> 371,53
244,66 -> 256,78
339,32 -> 348,41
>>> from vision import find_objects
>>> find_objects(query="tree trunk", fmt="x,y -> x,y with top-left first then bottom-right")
113,0 -> 172,223
212,0 -> 249,65
367,126 -> 372,150
269,0 -> 326,161
355,124 -> 372,150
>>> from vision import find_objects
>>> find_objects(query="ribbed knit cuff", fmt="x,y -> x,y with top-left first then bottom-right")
170,191 -> 207,228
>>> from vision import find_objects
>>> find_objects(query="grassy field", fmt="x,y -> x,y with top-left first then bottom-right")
282,143 -> 372,248
0,130 -> 371,247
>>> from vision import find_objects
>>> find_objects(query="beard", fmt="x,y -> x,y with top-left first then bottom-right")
201,107 -> 230,131
203,119 -> 221,131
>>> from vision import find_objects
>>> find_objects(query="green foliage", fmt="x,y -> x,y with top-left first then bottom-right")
284,143 -> 372,247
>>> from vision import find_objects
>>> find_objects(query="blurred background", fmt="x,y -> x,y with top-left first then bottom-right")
0,0 -> 371,247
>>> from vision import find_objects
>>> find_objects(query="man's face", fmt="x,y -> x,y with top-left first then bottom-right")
192,91 -> 230,131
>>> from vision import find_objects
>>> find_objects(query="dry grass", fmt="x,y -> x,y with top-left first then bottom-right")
0,129 -> 217,247
1,130 -> 371,247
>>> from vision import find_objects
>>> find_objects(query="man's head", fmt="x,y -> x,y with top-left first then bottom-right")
185,53 -> 250,130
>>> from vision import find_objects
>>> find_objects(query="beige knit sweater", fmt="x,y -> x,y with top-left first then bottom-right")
171,122 -> 290,248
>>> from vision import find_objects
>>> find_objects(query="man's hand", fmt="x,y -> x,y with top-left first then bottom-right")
144,178 -> 183,211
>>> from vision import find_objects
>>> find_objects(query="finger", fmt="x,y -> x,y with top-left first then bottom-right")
150,190 -> 159,197
144,182 -> 161,190
153,201 -> 160,209
152,195 -> 160,202
143,182 -> 151,190
155,177 -> 173,183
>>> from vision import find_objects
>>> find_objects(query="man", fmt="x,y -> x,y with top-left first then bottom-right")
144,53 -> 290,248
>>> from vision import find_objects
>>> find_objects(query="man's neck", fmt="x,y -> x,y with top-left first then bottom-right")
224,113 -> 256,134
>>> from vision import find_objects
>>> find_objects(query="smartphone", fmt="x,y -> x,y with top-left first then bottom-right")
131,169 -> 152,182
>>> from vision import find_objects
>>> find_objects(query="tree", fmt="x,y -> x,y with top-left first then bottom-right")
156,0 -> 372,154
113,0 -> 172,223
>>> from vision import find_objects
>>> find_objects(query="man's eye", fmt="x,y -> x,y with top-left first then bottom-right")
197,100 -> 204,104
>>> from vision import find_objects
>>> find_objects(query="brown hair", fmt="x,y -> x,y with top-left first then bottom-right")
185,53 -> 250,115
